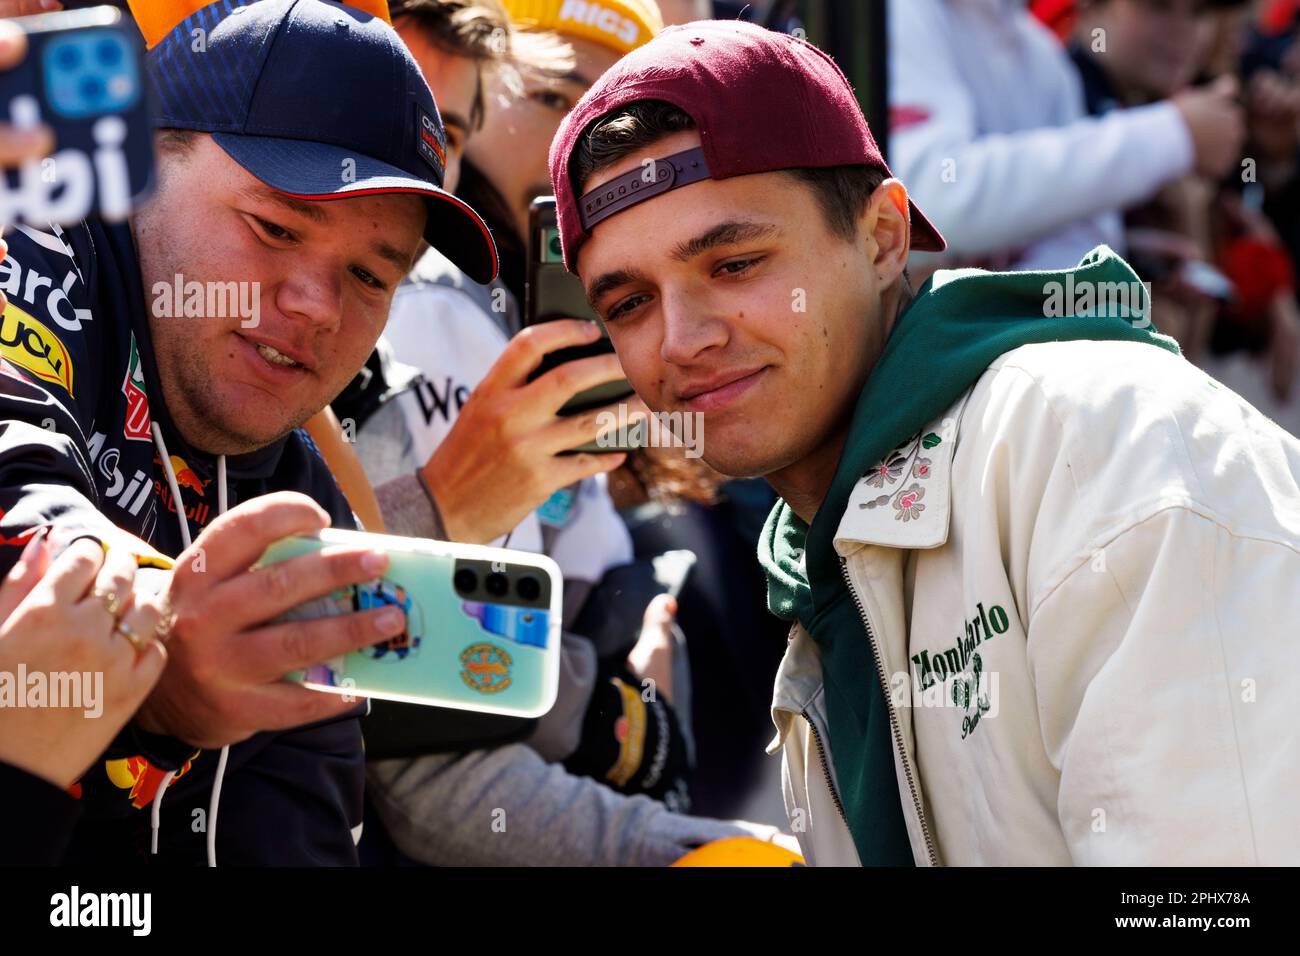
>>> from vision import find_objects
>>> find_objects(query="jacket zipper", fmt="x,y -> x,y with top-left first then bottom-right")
800,707 -> 850,828
841,556 -> 939,866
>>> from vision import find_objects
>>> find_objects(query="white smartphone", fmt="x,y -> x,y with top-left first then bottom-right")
256,529 -> 563,719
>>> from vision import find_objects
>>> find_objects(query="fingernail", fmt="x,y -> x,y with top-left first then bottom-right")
8,527 -> 47,580
17,526 -> 48,562
361,550 -> 388,575
375,606 -> 405,634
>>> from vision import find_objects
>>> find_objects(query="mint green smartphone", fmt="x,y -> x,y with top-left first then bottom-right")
255,529 -> 562,719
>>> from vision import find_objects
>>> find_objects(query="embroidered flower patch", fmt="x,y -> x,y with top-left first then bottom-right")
893,483 -> 925,521
860,430 -> 941,515
864,452 -> 907,488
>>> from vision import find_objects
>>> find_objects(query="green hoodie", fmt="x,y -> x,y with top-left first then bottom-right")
759,247 -> 1181,865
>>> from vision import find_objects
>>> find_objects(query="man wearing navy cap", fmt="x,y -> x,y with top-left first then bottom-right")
551,21 -> 1300,865
0,0 -> 497,864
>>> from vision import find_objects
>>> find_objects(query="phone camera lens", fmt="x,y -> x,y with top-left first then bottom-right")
55,46 -> 81,70
80,75 -> 105,102
96,40 -> 123,67
516,576 -> 541,601
453,568 -> 477,594
485,572 -> 509,597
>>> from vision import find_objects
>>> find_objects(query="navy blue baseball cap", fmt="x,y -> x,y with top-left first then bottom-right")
145,0 -> 498,283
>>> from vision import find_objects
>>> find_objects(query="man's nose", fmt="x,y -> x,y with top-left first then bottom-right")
273,261 -> 344,334
660,286 -> 729,366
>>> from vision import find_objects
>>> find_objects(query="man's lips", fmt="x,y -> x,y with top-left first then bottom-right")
677,366 -> 769,414
233,332 -> 313,383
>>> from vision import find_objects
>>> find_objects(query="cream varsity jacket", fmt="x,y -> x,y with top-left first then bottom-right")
771,339 -> 1300,866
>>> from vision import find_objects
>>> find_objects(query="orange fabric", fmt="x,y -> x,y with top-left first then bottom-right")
128,0 -> 391,50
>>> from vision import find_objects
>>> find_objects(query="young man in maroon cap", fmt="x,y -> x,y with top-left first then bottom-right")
548,20 -> 1300,865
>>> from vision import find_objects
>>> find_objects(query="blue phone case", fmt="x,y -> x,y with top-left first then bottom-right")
0,7 -> 155,226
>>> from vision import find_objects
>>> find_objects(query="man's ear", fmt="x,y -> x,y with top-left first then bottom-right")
860,178 -> 911,287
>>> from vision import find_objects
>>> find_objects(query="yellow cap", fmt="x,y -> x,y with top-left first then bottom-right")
502,0 -> 662,56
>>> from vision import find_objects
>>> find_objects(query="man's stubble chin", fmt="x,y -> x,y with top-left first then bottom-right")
154,330 -> 287,455
700,427 -> 800,481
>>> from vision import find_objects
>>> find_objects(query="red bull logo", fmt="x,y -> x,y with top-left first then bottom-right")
168,455 -> 209,495
151,452 -> 213,527
105,752 -> 197,810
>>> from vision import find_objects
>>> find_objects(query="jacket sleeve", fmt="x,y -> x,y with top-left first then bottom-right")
0,760 -> 82,865
367,746 -> 779,867
0,224 -> 118,575
0,227 -> 200,778
1027,505 -> 1300,865
887,0 -> 1193,258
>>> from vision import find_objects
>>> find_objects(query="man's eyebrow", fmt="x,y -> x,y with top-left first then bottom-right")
238,184 -> 414,272
441,112 -> 470,136
370,238 -> 416,273
587,267 -> 652,304
585,221 -> 782,303
545,67 -> 596,89
670,220 -> 781,263
238,185 -> 329,224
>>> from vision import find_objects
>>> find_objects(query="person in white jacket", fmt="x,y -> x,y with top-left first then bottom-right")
548,19 -> 1300,865
888,0 -> 1244,272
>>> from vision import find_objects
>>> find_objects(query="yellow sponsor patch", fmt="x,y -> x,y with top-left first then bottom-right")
0,302 -> 74,395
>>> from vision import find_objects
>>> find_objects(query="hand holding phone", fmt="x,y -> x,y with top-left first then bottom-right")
135,493 -> 404,750
420,316 -> 648,544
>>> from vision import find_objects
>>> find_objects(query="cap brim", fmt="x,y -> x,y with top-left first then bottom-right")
211,133 -> 499,284
908,198 -> 946,254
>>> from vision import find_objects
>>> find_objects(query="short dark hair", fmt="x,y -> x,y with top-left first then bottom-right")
390,0 -> 511,131
569,99 -> 889,244
155,127 -> 200,158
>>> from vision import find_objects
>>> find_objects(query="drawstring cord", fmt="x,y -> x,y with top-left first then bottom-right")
149,423 -> 229,867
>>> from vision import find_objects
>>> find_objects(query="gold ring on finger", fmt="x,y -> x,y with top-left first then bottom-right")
114,620 -> 148,655
92,586 -> 124,619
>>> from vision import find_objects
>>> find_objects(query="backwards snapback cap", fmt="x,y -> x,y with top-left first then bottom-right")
549,19 -> 946,273
147,0 -> 498,283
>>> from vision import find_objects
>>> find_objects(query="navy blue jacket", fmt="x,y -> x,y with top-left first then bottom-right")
0,217 -> 363,865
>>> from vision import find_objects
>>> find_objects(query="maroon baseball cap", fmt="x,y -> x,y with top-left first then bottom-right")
548,19 -> 946,273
